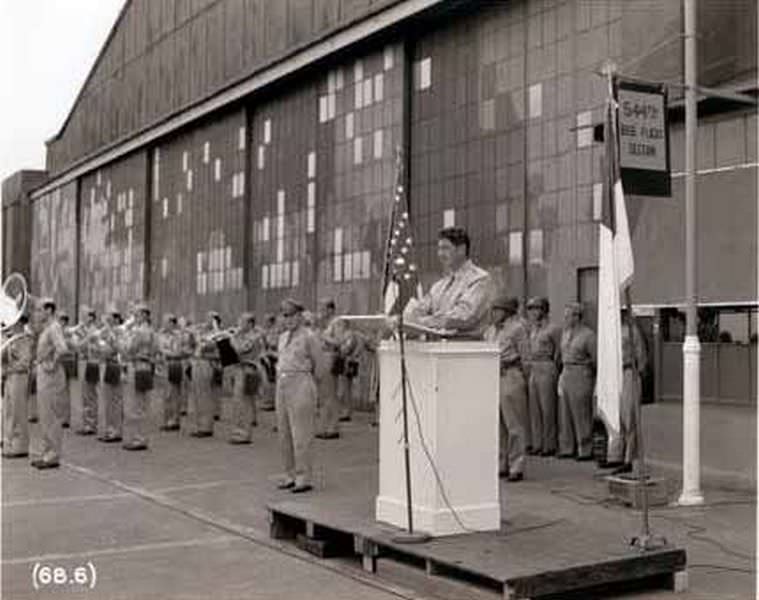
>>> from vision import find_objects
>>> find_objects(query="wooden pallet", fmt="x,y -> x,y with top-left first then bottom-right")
268,499 -> 688,600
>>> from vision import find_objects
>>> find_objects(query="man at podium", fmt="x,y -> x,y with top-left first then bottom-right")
404,227 -> 492,339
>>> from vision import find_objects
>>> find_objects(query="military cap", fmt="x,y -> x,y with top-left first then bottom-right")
40,297 -> 56,310
163,312 -> 177,323
280,298 -> 305,314
492,295 -> 519,313
526,296 -> 549,312
58,311 -> 70,321
135,302 -> 150,314
82,305 -> 97,317
206,310 -> 221,319
565,302 -> 583,316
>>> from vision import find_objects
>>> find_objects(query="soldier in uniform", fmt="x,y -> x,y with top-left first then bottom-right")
558,302 -> 597,461
275,298 -> 326,493
606,311 -> 647,474
158,314 -> 185,431
228,312 -> 265,444
484,296 -> 530,481
315,299 -> 341,440
259,314 -> 279,412
58,312 -> 77,429
177,317 -> 195,417
525,297 -> 561,456
189,311 -> 220,437
31,298 -> 69,469
404,227 -> 492,338
96,307 -> 124,442
122,303 -> 157,450
2,315 -> 34,458
76,307 -> 100,435
335,318 -> 361,423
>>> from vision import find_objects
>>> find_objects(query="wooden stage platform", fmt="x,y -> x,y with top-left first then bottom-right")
267,493 -> 687,599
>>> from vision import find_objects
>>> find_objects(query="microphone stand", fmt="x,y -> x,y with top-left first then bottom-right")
391,288 -> 430,544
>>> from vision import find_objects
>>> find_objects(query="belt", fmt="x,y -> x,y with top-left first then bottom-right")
564,362 -> 591,367
500,359 -> 522,370
4,369 -> 29,375
278,370 -> 311,377
531,358 -> 555,364
623,363 -> 634,370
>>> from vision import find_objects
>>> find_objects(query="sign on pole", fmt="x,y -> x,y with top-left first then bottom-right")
617,81 -> 671,197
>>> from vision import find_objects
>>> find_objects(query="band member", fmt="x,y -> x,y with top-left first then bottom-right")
122,303 -> 157,450
75,307 -> 100,435
485,296 -> 529,481
96,307 -> 124,442
189,311 -> 221,437
315,299 -> 341,440
275,298 -> 326,493
606,311 -> 648,474
404,227 -> 492,338
58,312 -> 77,429
334,318 -> 361,423
229,312 -> 264,444
31,298 -> 68,469
258,313 -> 279,411
2,315 -> 34,458
525,297 -> 561,456
177,317 -> 195,416
558,302 -> 597,461
158,314 -> 184,431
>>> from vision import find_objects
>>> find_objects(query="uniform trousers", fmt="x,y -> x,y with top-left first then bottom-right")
35,365 -> 66,464
336,374 -> 354,420
230,365 -> 258,442
3,373 -> 29,455
189,359 -> 215,434
80,361 -> 99,432
500,366 -> 529,475
276,372 -> 316,486
123,365 -> 150,448
98,365 -> 123,440
607,367 -> 640,465
558,365 -> 595,458
317,362 -> 339,435
528,361 -> 558,453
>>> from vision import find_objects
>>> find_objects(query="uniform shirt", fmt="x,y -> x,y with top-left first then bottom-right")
36,319 -> 68,372
231,327 -> 265,366
405,259 -> 492,337
125,323 -> 157,363
158,328 -> 184,360
528,320 -> 562,363
62,326 -> 78,358
484,316 -> 529,367
1,329 -> 34,373
194,323 -> 220,360
277,325 -> 326,376
317,317 -> 341,355
79,323 -> 101,361
622,322 -> 647,372
560,324 -> 596,368
97,325 -> 121,362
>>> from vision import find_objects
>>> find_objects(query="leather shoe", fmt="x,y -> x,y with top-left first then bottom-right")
160,424 -> 180,432
597,460 -> 623,470
189,431 -> 213,438
76,428 -> 96,436
122,443 -> 148,451
557,453 -> 575,459
3,451 -> 29,459
540,450 -> 556,457
316,432 -> 340,440
338,416 -> 352,422
291,484 -> 313,494
576,455 -> 594,462
507,472 -> 524,482
103,436 -> 122,443
611,463 -> 633,475
277,480 -> 295,490
498,469 -> 509,479
228,438 -> 251,445
36,461 -> 60,470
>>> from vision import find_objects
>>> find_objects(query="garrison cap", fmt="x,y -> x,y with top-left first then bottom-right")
280,298 -> 305,313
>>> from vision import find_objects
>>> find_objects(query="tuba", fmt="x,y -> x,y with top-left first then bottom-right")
0,273 -> 29,331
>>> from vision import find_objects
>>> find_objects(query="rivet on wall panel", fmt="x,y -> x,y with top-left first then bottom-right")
363,78 -> 373,106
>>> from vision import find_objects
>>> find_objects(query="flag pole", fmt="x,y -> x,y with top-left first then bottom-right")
603,62 -> 666,551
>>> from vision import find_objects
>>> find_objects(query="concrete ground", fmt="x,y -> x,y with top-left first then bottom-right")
1,390 -> 756,600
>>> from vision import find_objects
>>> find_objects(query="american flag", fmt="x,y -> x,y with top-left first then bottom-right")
382,147 -> 422,315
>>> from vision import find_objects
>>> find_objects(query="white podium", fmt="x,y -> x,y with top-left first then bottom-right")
375,340 -> 501,536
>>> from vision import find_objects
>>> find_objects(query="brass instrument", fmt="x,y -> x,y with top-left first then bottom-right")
0,273 -> 36,353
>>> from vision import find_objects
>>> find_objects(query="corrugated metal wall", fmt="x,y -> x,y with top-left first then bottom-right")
2,170 -> 45,283
79,152 -> 148,316
30,181 -> 78,316
47,0 -> 407,175
149,108 -> 248,324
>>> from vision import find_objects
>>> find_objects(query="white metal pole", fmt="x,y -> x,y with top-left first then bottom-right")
678,0 -> 704,506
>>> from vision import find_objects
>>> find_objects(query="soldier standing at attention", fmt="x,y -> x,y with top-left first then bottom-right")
158,314 -> 183,432
122,304 -> 157,451
484,296 -> 530,482
525,297 -> 561,456
31,298 -> 69,470
558,302 -> 597,461
177,316 -> 195,417
606,311 -> 648,475
315,299 -> 341,440
58,312 -> 77,429
76,307 -> 100,436
96,307 -> 124,443
189,311 -> 220,437
2,315 -> 34,458
275,298 -> 326,494
229,312 -> 264,444
259,313 -> 279,411
404,227 -> 492,338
